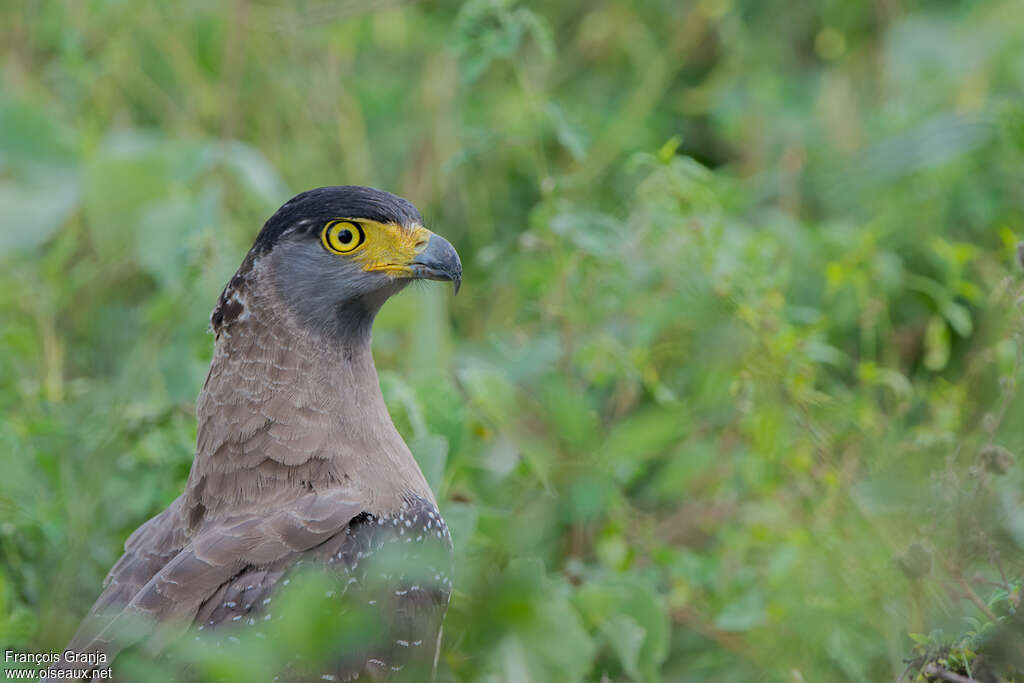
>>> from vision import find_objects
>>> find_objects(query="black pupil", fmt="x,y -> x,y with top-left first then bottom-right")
337,228 -> 353,244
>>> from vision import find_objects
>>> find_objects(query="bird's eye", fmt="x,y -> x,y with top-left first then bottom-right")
321,220 -> 366,254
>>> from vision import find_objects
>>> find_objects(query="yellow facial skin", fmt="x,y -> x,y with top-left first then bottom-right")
320,218 -> 431,276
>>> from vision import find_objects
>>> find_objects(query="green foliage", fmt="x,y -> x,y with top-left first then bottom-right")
3,0 -> 1024,680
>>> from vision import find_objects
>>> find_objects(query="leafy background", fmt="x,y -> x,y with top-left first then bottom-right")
2,0 -> 1024,680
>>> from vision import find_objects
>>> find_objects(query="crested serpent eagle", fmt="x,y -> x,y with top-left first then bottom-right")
47,186 -> 461,681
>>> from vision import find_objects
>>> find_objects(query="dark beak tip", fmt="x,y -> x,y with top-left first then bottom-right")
414,233 -> 462,295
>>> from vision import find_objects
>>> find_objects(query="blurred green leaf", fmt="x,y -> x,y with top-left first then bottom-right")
0,98 -> 78,169
214,141 -> 289,209
924,315 -> 951,371
714,591 -> 765,633
410,433 -> 449,492
135,189 -> 218,287
490,559 -> 596,682
576,576 -> 670,681
0,179 -> 78,251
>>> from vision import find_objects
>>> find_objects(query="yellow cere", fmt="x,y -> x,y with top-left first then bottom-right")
320,218 -> 431,277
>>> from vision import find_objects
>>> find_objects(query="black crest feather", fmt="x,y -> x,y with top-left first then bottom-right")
251,186 -> 423,256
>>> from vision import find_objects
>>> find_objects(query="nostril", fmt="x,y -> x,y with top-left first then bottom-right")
414,239 -> 428,248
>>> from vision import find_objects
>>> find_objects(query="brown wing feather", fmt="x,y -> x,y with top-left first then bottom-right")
72,497 -> 188,640
47,489 -> 364,680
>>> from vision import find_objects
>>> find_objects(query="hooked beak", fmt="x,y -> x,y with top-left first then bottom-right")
410,233 -> 462,295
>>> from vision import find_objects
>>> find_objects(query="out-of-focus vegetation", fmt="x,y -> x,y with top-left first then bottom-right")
3,0 -> 1024,680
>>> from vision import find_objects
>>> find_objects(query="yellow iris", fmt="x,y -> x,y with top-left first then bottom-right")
321,220 -> 366,254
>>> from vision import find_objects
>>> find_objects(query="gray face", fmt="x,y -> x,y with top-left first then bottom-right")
220,187 -> 461,344
267,234 -> 410,342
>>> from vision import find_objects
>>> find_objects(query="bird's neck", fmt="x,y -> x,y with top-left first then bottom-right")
182,282 -> 433,527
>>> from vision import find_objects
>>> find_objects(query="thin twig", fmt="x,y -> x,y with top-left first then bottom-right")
956,576 -> 1001,623
895,659 -> 916,683
923,664 -> 978,683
